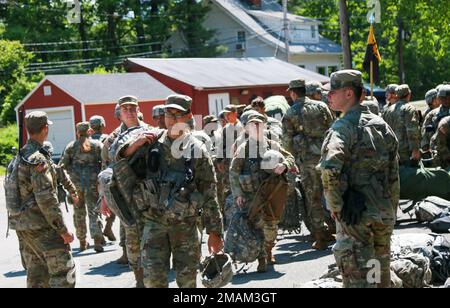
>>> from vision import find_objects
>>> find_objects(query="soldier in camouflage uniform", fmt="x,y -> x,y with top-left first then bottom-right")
43,141 -> 79,206
216,105 -> 244,215
90,115 -> 108,144
152,104 -> 166,129
15,111 -> 76,288
250,97 -> 283,141
89,115 -> 117,242
230,112 -> 295,272
107,95 -> 154,287
427,85 -> 450,167
383,84 -> 421,166
59,122 -> 104,253
361,94 -> 380,115
282,78 -> 335,250
319,70 -> 400,288
423,89 -> 440,119
119,94 -> 223,288
382,84 -> 398,116
306,81 -> 323,101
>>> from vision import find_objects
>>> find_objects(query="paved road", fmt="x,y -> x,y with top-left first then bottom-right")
0,177 -> 446,288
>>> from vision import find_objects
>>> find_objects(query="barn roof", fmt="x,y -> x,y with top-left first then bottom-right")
16,73 -> 173,111
126,57 -> 330,89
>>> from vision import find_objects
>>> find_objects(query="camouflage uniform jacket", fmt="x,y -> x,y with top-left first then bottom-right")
383,100 -> 421,163
124,131 -> 223,235
54,163 -> 77,197
282,97 -> 334,165
230,137 -> 295,199
421,105 -> 450,150
59,139 -> 103,191
91,132 -> 108,144
15,139 -> 68,234
319,104 -> 400,226
218,121 -> 244,163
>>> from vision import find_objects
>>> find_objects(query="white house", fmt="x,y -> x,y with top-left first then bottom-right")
166,0 -> 343,76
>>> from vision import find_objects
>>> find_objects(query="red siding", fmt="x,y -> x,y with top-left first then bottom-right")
18,80 -> 82,146
84,100 -> 166,133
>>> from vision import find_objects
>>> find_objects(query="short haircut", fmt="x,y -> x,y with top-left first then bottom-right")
26,122 -> 46,135
291,87 -> 306,97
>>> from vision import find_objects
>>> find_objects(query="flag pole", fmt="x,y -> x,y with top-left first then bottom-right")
370,16 -> 374,99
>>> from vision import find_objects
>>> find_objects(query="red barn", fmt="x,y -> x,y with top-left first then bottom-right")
124,57 -> 330,116
15,73 -> 173,157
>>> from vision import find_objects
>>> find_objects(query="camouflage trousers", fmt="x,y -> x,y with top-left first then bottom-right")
333,217 -> 393,288
299,164 -> 328,234
73,189 -> 103,241
217,167 -> 231,216
141,217 -> 200,288
124,218 -> 145,271
17,228 -> 76,288
119,222 -> 126,247
257,219 -> 280,258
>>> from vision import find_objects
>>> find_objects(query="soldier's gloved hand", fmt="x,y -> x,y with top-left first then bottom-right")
208,232 -> 224,255
236,196 -> 244,208
61,232 -> 74,245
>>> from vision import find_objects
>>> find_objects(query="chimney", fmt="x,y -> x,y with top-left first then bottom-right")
247,0 -> 262,9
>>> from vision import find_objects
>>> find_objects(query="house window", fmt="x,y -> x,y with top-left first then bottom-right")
44,86 -> 52,96
311,25 -> 316,39
317,66 -> 326,76
328,66 -> 338,75
298,65 -> 306,69
237,31 -> 246,43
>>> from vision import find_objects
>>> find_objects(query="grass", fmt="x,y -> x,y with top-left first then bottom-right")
0,124 -> 18,174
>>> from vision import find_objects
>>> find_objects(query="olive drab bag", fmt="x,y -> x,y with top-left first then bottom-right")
248,174 -> 289,222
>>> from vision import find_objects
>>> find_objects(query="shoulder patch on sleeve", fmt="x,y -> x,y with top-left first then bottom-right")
35,161 -> 48,173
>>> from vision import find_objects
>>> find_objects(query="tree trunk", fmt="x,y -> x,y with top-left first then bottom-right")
339,0 -> 352,69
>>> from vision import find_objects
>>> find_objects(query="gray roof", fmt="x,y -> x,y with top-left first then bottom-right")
46,73 -> 173,104
127,57 -> 330,89
212,0 -> 342,54
247,10 -> 319,24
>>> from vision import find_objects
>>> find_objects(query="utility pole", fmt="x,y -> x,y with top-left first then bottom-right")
282,0 -> 290,63
397,17 -> 405,83
339,0 -> 352,69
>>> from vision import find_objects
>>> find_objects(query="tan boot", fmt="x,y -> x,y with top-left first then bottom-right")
312,232 -> 328,251
257,258 -> 267,273
94,237 -> 104,253
79,239 -> 88,252
103,217 -> 117,242
134,268 -> 145,288
266,245 -> 276,265
116,246 -> 129,265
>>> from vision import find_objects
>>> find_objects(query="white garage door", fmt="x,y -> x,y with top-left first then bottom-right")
26,107 -> 76,158
208,93 -> 230,116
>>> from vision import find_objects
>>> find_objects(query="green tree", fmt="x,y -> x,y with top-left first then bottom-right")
0,40 -> 33,121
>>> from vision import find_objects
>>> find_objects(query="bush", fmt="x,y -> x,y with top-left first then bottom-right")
0,124 -> 18,168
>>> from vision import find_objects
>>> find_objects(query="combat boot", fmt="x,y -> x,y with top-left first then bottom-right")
134,268 -> 145,288
79,239 -> 88,252
312,232 -> 328,251
94,237 -> 104,253
103,217 -> 117,242
116,246 -> 129,265
266,245 -> 276,265
257,257 -> 267,273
